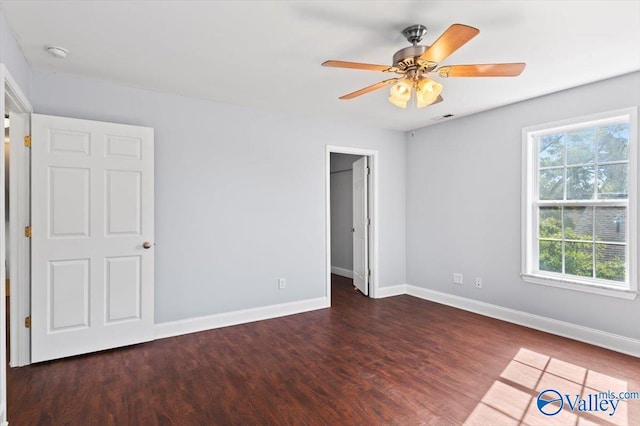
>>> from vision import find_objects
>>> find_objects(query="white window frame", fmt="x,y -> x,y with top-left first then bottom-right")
521,107 -> 638,300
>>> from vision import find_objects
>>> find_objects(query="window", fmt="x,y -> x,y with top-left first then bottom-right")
522,108 -> 638,299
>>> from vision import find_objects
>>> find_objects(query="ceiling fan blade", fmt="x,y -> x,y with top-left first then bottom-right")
339,78 -> 399,100
419,24 -> 479,64
322,60 -> 394,72
437,63 -> 526,77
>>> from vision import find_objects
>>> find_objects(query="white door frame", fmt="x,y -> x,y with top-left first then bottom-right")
2,63 -> 33,368
325,145 -> 379,302
1,63 -> 33,425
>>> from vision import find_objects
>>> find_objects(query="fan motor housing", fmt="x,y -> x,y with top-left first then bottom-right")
392,45 -> 435,72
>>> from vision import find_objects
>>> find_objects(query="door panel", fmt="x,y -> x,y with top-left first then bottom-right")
106,170 -> 141,235
105,134 -> 142,159
49,167 -> 90,237
31,114 -> 154,363
49,129 -> 90,155
352,157 -> 368,296
105,256 -> 141,322
49,259 -> 90,330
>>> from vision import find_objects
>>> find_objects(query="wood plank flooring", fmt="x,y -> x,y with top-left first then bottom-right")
7,275 -> 640,425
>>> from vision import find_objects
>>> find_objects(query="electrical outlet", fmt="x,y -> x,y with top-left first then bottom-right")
475,277 -> 482,288
278,278 -> 286,289
453,273 -> 463,284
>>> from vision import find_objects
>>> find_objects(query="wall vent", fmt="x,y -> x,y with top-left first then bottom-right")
432,114 -> 455,121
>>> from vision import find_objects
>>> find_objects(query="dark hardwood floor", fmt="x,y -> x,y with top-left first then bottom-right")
7,275 -> 640,425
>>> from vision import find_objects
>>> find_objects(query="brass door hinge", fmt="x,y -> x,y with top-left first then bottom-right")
25,316 -> 31,329
24,135 -> 31,147
24,226 -> 32,238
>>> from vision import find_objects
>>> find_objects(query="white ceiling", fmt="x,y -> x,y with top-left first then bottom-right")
2,1 -> 639,132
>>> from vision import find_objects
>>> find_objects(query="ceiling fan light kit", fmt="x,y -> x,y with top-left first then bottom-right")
322,23 -> 525,109
416,77 -> 443,107
388,78 -> 412,108
388,75 -> 443,108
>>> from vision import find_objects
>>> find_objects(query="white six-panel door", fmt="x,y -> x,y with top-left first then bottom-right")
31,114 -> 154,363
352,157 -> 368,296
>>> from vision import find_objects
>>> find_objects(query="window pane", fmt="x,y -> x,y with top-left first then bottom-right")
539,207 -> 562,238
567,128 -> 595,165
597,123 -> 629,162
538,133 -> 564,167
595,207 -> 626,243
563,206 -> 593,241
595,244 -> 626,282
565,242 -> 593,277
539,169 -> 564,200
566,166 -> 594,200
597,163 -> 628,199
527,111 -> 633,290
539,241 -> 562,273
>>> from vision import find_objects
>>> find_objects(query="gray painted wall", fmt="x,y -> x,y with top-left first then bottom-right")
3,15 -> 636,340
30,70 -> 407,323
0,11 -> 32,99
406,72 -> 640,339
330,153 -> 362,272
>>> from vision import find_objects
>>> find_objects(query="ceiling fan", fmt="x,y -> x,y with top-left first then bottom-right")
322,24 -> 526,108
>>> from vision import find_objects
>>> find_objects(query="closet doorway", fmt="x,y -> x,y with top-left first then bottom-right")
326,146 -> 378,301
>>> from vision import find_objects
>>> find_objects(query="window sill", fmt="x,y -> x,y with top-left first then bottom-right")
521,273 -> 638,300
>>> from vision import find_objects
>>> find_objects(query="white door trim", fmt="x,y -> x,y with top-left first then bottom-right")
326,145 -> 379,302
4,64 -> 33,367
8,112 -> 30,368
1,63 -> 33,425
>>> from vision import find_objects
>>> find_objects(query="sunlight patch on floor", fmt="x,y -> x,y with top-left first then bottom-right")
464,348 -> 631,426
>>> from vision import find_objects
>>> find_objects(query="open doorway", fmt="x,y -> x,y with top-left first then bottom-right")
325,145 -> 379,303
329,153 -> 363,288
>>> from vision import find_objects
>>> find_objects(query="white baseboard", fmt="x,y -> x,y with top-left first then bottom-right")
331,266 -> 353,278
374,284 -> 407,299
155,283 -> 638,357
155,297 -> 330,340
405,285 -> 640,357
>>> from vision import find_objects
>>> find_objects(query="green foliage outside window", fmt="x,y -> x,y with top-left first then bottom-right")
538,214 -> 625,282
537,123 -> 628,283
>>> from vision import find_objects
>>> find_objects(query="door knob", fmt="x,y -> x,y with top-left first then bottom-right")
143,241 -> 152,249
